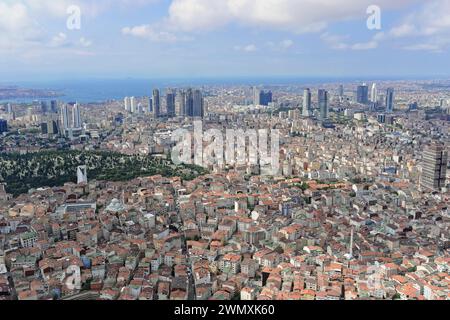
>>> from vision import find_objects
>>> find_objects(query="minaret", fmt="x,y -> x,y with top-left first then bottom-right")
349,227 -> 354,258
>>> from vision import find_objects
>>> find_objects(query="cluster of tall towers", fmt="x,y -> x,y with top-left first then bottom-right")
180,88 -> 205,118
40,100 -> 59,114
301,84 -> 393,121
3,102 -> 16,121
125,88 -> 204,118
356,83 -> 395,113
60,103 -> 82,130
253,87 -> 273,106
302,88 -> 329,120
357,84 -> 370,104
38,101 -> 83,137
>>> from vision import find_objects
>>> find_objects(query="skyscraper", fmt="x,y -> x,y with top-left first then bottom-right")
253,87 -> 261,106
318,89 -> 329,120
6,103 -> 12,114
178,90 -> 186,116
41,122 -> 48,134
253,88 -> 272,106
166,90 -> 176,117
40,101 -> 48,114
338,85 -> 344,97
420,143 -> 448,192
60,104 -> 70,130
5,103 -> 15,120
41,120 -> 58,135
130,97 -> 136,114
193,89 -> 204,118
48,120 -> 58,135
50,100 -> 58,113
385,88 -> 395,113
147,96 -> 153,114
26,107 -> 34,122
370,83 -> 378,103
124,97 -> 131,112
153,89 -> 160,118
302,88 -> 311,117
0,119 -> 7,133
185,89 -> 194,117
72,103 -> 81,128
356,84 -> 369,104
261,91 -> 273,106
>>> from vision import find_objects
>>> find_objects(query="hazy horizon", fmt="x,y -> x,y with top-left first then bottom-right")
4,74 -> 450,86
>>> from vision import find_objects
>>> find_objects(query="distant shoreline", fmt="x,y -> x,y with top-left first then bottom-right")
0,85 -> 63,103
2,77 -> 450,105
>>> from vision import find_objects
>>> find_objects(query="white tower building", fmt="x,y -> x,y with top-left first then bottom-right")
72,103 -> 81,128
77,166 -> 88,184
60,104 -> 70,130
130,97 -> 136,113
124,97 -> 131,112
371,83 -> 378,103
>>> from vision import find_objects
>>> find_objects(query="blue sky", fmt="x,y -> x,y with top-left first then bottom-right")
1,0 -> 450,81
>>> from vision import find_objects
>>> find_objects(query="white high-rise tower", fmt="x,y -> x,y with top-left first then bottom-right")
130,97 -> 136,113
124,97 -> 131,112
370,83 -> 378,103
72,103 -> 81,128
60,104 -> 70,130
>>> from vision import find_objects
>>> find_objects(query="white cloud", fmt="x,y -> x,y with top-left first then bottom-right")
403,36 -> 450,53
72,50 -> 97,56
123,0 -> 415,44
0,2 -> 31,31
23,0 -> 160,18
320,33 -> 350,50
321,32 -> 382,51
280,39 -> 294,49
323,0 -> 450,53
48,33 -> 94,49
266,39 -> 294,50
122,24 -> 189,42
0,0 -> 157,51
234,44 -> 258,52
0,2 -> 42,50
403,43 -> 442,52
79,37 -> 93,47
351,41 -> 378,50
388,0 -> 450,51
49,33 -> 69,47
235,39 -> 294,53
389,24 -> 416,38
24,0 -> 73,17
165,0 -> 415,33
167,0 -> 232,32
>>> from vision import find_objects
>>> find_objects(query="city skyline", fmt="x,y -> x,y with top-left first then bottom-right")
0,0 -> 449,305
2,0 -> 450,81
